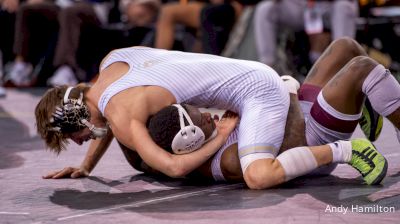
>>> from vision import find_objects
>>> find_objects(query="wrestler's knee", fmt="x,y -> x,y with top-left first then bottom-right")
243,159 -> 284,190
331,37 -> 365,57
347,56 -> 379,81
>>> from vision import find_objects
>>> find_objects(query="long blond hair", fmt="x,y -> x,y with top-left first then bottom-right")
35,84 -> 90,154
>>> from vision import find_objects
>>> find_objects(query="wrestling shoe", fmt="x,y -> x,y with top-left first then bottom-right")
359,98 -> 383,142
349,138 -> 387,185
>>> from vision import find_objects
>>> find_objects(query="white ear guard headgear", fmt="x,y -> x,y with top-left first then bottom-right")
171,104 -> 206,154
48,86 -> 108,138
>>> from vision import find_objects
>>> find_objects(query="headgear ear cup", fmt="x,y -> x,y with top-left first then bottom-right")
171,104 -> 206,154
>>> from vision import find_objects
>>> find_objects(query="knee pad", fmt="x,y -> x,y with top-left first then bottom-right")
362,64 -> 400,116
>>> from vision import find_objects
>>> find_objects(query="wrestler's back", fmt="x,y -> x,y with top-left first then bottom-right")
96,47 -> 281,116
91,62 -> 176,124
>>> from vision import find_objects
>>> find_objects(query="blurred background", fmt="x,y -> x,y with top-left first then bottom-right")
1,0 -> 400,95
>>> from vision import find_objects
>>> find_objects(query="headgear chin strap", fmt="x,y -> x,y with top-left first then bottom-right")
171,104 -> 206,154
49,86 -> 108,138
81,119 -> 108,138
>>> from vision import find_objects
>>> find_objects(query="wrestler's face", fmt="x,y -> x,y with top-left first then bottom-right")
67,128 -> 95,145
183,104 -> 215,139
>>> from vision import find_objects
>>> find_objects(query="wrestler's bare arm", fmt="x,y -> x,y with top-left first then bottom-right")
112,115 -> 238,178
43,127 -> 114,179
80,128 -> 114,173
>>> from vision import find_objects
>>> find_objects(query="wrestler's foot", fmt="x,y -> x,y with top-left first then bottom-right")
349,138 -> 387,185
359,98 -> 383,142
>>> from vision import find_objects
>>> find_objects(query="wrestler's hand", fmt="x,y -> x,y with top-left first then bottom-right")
215,111 -> 238,140
42,167 -> 89,179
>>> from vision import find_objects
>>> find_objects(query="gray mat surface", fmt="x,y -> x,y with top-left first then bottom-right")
1,88 -> 399,224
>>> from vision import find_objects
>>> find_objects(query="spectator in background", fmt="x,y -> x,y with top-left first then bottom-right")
253,0 -> 359,74
0,0 -> 19,68
0,0 -> 25,96
120,0 -> 160,27
114,0 -> 161,49
4,0 -> 161,87
46,0 -> 113,86
154,0 -> 242,54
74,0 -> 161,84
4,0 -> 114,87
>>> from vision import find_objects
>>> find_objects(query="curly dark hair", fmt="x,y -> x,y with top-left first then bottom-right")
147,104 -> 189,153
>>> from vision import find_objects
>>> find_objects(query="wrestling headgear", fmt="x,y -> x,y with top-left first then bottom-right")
48,87 -> 108,138
170,104 -> 207,154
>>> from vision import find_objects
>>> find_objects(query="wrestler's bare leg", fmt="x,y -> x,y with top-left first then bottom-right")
304,37 -> 367,87
301,37 -> 385,143
270,39 -> 391,188
304,37 -> 400,129
280,39 -> 367,151
322,56 -> 400,130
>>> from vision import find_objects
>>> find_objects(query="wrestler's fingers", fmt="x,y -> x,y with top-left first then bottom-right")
42,170 -> 61,179
52,167 -> 74,179
43,168 -> 73,179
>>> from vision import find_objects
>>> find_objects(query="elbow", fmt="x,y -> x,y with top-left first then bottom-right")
165,164 -> 188,178
163,154 -> 193,178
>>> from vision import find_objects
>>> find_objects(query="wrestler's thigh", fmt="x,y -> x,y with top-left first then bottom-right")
304,38 -> 366,88
321,57 -> 377,114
